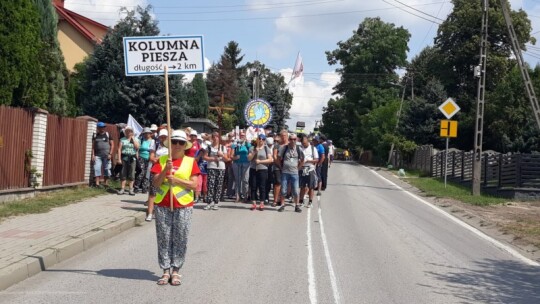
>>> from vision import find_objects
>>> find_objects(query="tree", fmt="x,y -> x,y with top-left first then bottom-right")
0,0 -> 46,108
324,17 -> 410,153
222,41 -> 245,77
79,6 -> 189,127
321,98 -> 354,148
32,0 -> 69,115
432,0 -> 534,149
187,73 -> 208,118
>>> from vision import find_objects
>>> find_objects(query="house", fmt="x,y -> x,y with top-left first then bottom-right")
52,0 -> 108,71
182,118 -> 219,135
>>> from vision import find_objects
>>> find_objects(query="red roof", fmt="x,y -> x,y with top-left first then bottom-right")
53,3 -> 108,44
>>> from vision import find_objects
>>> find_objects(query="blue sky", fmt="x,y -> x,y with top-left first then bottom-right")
66,0 -> 540,131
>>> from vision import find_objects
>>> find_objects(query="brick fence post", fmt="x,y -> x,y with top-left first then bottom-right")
77,116 -> 98,184
30,108 -> 49,188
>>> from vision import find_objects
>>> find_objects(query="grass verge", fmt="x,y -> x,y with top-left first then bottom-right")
402,175 -> 508,206
0,185 -> 111,221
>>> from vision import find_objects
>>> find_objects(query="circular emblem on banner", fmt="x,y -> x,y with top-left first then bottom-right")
244,99 -> 273,128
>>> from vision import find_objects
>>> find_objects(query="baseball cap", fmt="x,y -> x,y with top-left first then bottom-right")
266,137 -> 274,145
142,127 -> 152,134
190,130 -> 198,136
97,122 -> 106,128
258,133 -> 267,140
150,124 -> 158,131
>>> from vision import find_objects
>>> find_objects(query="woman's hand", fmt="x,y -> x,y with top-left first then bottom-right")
164,160 -> 173,172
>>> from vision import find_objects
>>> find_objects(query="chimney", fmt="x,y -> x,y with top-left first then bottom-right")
53,0 -> 64,8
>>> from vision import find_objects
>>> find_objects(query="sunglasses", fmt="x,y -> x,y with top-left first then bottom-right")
289,138 -> 297,141
171,140 -> 186,145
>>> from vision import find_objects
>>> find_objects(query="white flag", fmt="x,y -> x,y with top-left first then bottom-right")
127,114 -> 143,137
292,52 -> 303,80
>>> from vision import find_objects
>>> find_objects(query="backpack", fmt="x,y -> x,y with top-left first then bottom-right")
280,144 -> 302,167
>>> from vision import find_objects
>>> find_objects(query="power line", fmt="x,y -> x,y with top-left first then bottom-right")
392,0 -> 445,21
382,0 -> 441,25
74,1 -> 448,22
67,0 -> 344,15
65,0 -> 341,9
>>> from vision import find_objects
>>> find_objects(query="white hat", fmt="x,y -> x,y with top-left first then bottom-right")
168,130 -> 193,149
197,134 -> 202,141
266,137 -> 274,145
150,124 -> 158,131
158,129 -> 168,137
190,130 -> 198,136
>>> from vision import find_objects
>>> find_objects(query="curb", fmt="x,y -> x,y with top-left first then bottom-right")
0,212 -> 146,291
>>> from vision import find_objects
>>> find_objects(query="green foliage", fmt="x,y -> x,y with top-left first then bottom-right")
323,17 -> 410,155
32,0 -> 69,115
187,73 -> 209,118
0,0 -> 46,107
78,6 -> 189,127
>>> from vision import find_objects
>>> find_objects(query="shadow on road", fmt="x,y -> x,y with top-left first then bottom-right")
43,268 -> 160,282
422,259 -> 540,303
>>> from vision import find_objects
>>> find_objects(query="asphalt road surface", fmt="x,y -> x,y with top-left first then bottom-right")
2,162 -> 539,304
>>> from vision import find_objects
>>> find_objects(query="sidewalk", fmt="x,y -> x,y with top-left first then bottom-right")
0,192 -> 148,290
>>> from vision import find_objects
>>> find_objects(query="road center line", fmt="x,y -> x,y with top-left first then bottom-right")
307,205 -> 317,304
366,166 -> 540,267
318,201 -> 342,304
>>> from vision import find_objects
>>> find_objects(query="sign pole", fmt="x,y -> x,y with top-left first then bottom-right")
444,137 -> 449,188
164,66 -> 173,211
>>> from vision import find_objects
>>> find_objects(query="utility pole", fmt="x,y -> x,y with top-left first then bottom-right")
500,0 -> 540,130
472,0 -> 489,196
387,79 -> 408,165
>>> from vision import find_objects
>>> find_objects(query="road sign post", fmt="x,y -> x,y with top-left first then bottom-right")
123,35 -> 205,210
439,98 -> 460,189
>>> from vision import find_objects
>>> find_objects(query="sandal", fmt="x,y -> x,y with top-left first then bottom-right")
157,274 -> 170,286
170,273 -> 182,286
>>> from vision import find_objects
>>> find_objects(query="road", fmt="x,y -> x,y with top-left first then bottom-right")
1,162 -> 539,304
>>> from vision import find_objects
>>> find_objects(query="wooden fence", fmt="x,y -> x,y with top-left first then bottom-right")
42,115 -> 89,187
431,151 -> 540,189
0,106 -> 34,190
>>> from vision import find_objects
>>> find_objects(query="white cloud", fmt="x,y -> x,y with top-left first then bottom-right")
183,57 -> 212,82
277,68 -> 339,132
65,0 -> 149,26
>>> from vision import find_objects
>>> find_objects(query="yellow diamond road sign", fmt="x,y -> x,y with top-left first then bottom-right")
439,98 -> 460,119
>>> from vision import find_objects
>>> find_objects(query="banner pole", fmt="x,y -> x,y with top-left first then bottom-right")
164,66 -> 173,211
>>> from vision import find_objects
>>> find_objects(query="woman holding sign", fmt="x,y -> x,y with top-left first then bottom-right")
150,130 -> 200,286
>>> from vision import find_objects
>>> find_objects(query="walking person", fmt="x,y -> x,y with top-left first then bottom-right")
92,122 -> 114,187
134,127 -> 155,193
146,129 -> 168,222
328,140 -> 335,168
195,142 -> 208,204
223,133 -> 235,200
299,135 -> 319,208
203,132 -> 229,210
247,134 -> 273,211
117,126 -> 139,195
271,130 -> 288,207
277,133 -> 304,213
230,131 -> 251,203
151,130 -> 200,286
320,135 -> 330,191
313,136 -> 326,195
265,136 -> 275,205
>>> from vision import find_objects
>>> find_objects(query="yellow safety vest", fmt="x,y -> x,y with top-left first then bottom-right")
155,155 -> 195,206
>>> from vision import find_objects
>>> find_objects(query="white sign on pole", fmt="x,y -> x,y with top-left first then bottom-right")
123,35 -> 204,76
438,98 -> 461,119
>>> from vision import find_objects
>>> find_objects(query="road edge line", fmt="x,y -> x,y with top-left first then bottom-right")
318,205 -> 342,303
307,205 -> 317,304
365,166 -> 540,267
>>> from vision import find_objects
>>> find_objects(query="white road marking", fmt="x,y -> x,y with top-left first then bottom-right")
307,205 -> 317,304
366,167 -> 540,267
317,200 -> 342,304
